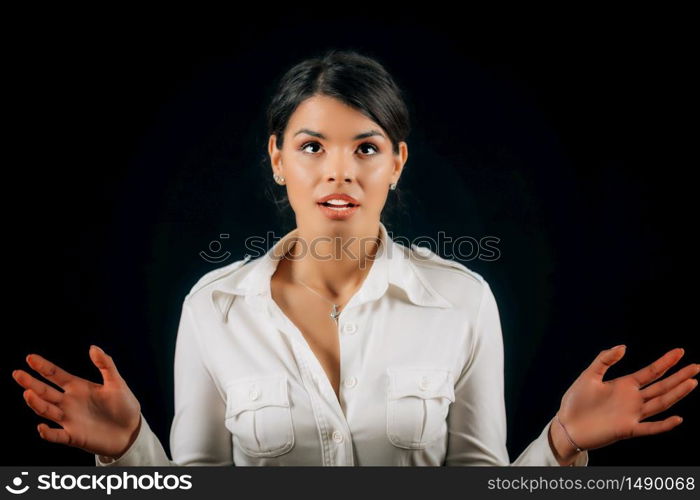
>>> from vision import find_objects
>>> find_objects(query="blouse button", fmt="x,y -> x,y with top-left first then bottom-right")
343,376 -> 357,388
342,323 -> 358,335
248,385 -> 259,400
418,376 -> 431,391
332,430 -> 344,443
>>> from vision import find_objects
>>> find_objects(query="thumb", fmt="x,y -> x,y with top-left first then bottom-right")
587,344 -> 626,380
89,345 -> 122,385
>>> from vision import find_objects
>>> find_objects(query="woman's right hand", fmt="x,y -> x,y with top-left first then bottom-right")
12,345 -> 142,460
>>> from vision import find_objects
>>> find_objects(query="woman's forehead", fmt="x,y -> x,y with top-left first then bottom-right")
287,96 -> 384,138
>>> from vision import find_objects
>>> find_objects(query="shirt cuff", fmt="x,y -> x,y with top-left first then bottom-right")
95,413 -> 164,466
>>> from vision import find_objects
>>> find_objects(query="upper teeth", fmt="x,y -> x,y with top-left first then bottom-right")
326,199 -> 351,205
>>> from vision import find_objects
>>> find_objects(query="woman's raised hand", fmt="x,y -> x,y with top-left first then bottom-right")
556,345 -> 699,452
12,345 -> 142,459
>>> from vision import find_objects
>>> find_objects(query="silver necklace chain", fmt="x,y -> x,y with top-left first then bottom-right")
294,278 -> 342,323
285,237 -> 380,324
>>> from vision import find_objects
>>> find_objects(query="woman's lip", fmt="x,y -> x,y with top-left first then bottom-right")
317,202 -> 360,220
317,202 -> 359,207
317,194 -> 360,204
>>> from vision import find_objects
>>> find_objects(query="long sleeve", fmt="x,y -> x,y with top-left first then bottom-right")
95,412 -> 172,466
95,298 -> 233,466
445,280 -> 588,466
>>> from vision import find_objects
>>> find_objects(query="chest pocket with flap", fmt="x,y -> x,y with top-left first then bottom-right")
386,367 -> 456,449
224,373 -> 295,458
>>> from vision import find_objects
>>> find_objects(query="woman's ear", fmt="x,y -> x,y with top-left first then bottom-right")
268,134 -> 283,174
392,140 -> 408,183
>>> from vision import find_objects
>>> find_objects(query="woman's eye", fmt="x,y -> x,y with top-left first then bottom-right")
300,142 -> 379,156
301,142 -> 322,154
358,143 -> 379,155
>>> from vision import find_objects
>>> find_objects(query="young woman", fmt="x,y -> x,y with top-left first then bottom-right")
13,50 -> 699,466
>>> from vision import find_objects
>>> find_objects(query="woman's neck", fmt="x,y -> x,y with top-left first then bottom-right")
283,222 -> 382,300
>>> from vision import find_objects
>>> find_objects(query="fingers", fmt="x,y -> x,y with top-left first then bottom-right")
640,363 -> 700,401
23,389 -> 65,424
628,415 -> 683,438
89,345 -> 122,385
640,378 -> 698,420
629,348 -> 685,388
12,370 -> 64,404
25,353 -> 78,389
587,345 -> 627,380
37,423 -> 74,447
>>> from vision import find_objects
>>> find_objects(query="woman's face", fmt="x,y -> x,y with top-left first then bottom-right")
268,94 -> 407,234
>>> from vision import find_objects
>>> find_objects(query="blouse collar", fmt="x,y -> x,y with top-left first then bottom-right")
209,221 -> 453,321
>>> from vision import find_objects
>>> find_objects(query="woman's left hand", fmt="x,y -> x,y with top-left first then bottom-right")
556,345 -> 699,452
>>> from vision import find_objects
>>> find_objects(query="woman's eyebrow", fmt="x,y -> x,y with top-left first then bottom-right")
293,128 -> 386,140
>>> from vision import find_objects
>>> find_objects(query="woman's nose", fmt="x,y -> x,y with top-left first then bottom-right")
325,173 -> 353,184
323,154 -> 355,183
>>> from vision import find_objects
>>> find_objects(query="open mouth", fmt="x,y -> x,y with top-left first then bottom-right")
318,202 -> 358,208
316,201 -> 360,219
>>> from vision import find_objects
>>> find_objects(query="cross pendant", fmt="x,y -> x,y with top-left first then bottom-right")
330,304 -> 340,322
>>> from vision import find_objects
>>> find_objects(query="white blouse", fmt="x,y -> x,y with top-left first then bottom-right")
95,221 -> 588,466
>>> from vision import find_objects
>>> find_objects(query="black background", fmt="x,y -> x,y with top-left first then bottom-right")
5,11 -> 697,465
